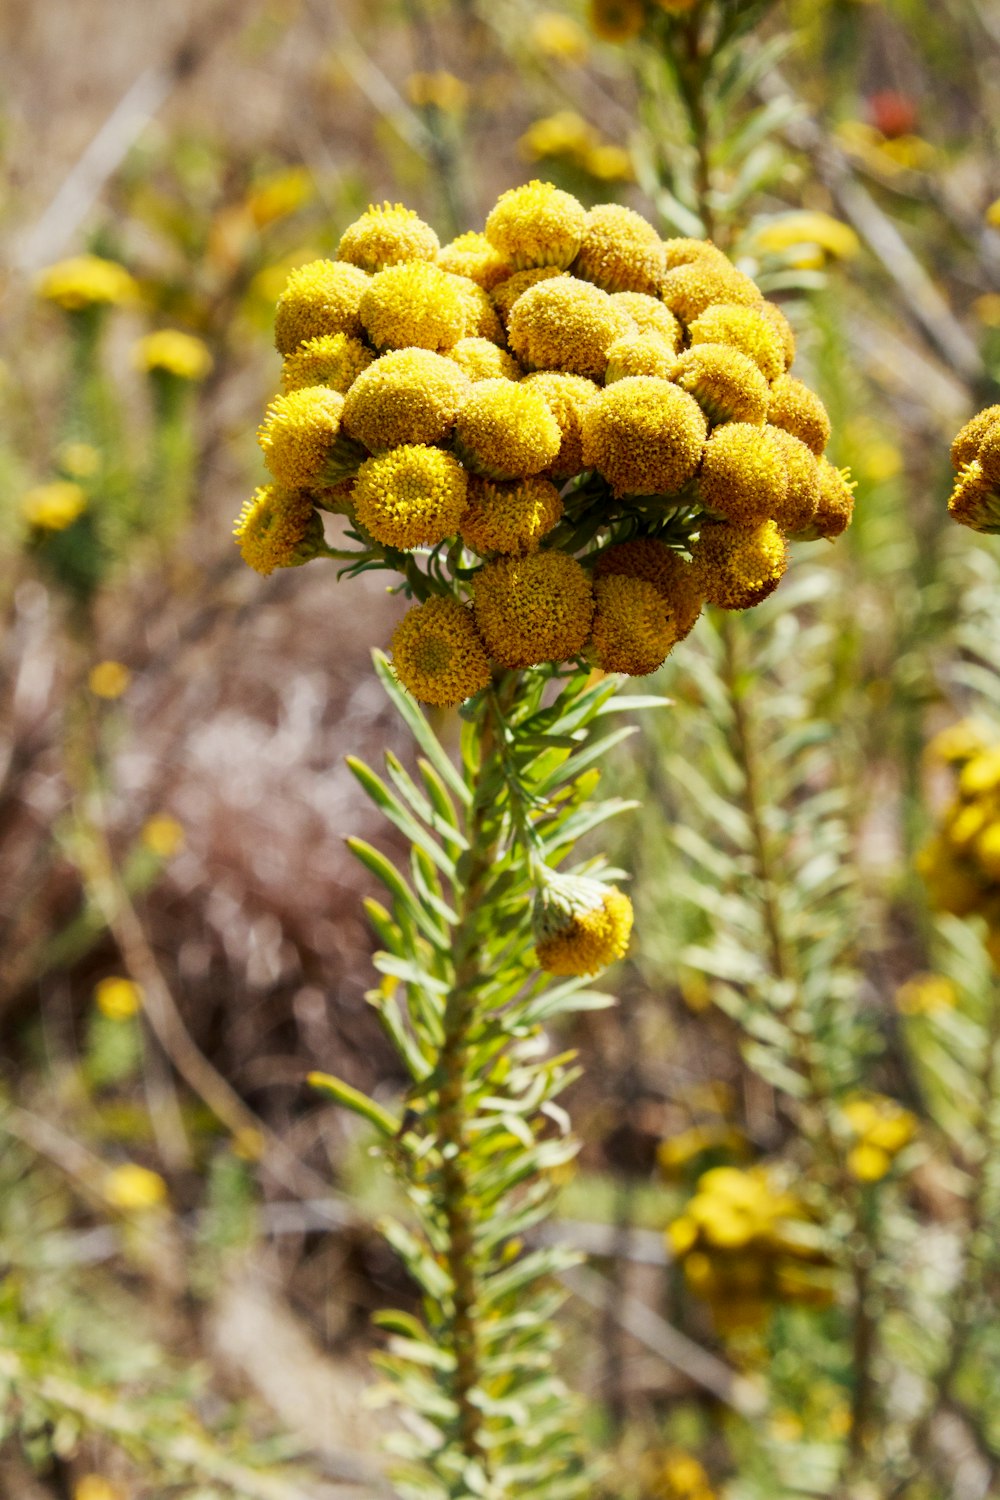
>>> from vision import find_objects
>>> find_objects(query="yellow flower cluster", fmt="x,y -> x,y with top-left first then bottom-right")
841,1095 -> 916,1182
919,722 -> 1000,962
236,183 -> 850,702
37,254 -> 137,311
947,405 -> 1000,533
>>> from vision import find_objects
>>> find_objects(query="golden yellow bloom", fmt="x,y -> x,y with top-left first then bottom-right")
951,405 -> 1000,469
391,595 -> 491,707
22,481 -> 87,531
660,260 -> 763,322
448,275 -> 505,344
767,375 -> 831,455
847,1143 -> 892,1182
454,378 -> 561,479
337,201 -> 440,271
75,1475 -> 123,1500
670,344 -> 770,426
406,70 -> 469,114
459,475 -> 563,555
896,972 -> 958,1016
750,211 -> 860,262
353,445 -> 467,550
662,237 -> 731,272
521,371 -> 599,477
95,977 -> 143,1021
360,261 -> 469,351
484,180 -> 588,270
534,878 -> 633,975
142,814 -> 185,858
605,332 -> 676,382
88,660 -> 131,699
980,425 -> 1000,487
531,11 -> 589,62
490,265 -> 565,324
766,426 -> 820,534
643,1448 -> 714,1500
258,387 -> 347,486
473,550 -> 594,668
437,231 -> 512,291
246,166 -> 313,227
520,111 -> 594,163
759,300 -> 796,367
590,574 -> 675,675
132,329 -> 212,380
233,484 -> 324,575
688,303 -> 785,382
610,291 -> 682,349
691,519 -> 788,610
37,254 -> 137,311
343,348 -> 470,452
582,376 -> 707,496
574,203 -> 664,295
805,457 -> 856,540
698,422 -> 789,525
582,144 -> 634,181
273,259 -> 370,354
592,537 -> 703,639
58,441 -> 100,478
281,332 -> 374,394
446,336 -> 522,383
508,275 -> 634,380
103,1163 -> 168,1212
927,719 -> 991,766
588,0 -> 645,43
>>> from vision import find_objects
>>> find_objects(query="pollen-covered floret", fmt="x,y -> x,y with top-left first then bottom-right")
610,292 -> 682,350
454,378 -> 561,479
281,333 -> 374,394
437,230 -> 512,290
767,375 -> 831,455
353,445 -> 468,550
799,456 -> 856,539
698,423 -> 788,525
590,574 -> 675,675
521,371 -> 599,477
343,349 -> 470,451
360,261 -> 469,351
691,519 -> 788,610
605,333 -> 676,383
490,266 -> 566,324
662,237 -> 731,272
484,180 -> 588,270
980,425 -> 1000,487
688,303 -> 785,382
766,426 -> 820,533
951,406 -> 1000,469
449,276 -> 505,344
948,461 -> 1000,534
573,203 -> 665,295
473,549 -> 594,667
258,387 -> 346,486
446,337 -> 522,383
671,344 -> 770,426
592,537 -> 703,639
507,276 -> 634,381
233,485 -> 324,575
759,301 -> 796,368
660,260 -> 763,323
459,475 -> 563,555
391,596 -> 492,707
274,260 -> 370,354
337,202 -> 440,271
582,376 -> 707,496
534,880 -> 634,976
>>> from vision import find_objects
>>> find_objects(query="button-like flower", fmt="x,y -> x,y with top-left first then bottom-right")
343,349 -> 470,452
533,873 -> 633,975
508,275 -> 635,380
574,202 -> 665,294
691,519 -> 788,609
473,549 -> 594,667
590,574 -> 676,675
484,180 -> 588,270
273,259 -> 370,353
391,596 -> 492,706
459,475 -> 563,555
337,201 -> 440,271
353,445 -> 468,550
454,379 -> 561,479
582,375 -> 707,496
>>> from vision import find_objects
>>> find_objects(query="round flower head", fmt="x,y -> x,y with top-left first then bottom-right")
360,261 -> 468,351
484,180 -> 588,270
337,202 -> 440,271
947,460 -> 1000,534
521,371 -> 599,478
473,550 -> 594,667
233,485 -> 324,575
534,876 -> 633,976
610,292 -> 682,351
582,376 -> 707,497
592,537 -> 703,639
437,230 -> 512,291
759,301 -> 796,368
37,254 -> 137,311
454,379 -> 561,479
766,426 -> 820,533
448,276 -> 505,344
698,423 -> 789,525
508,276 -> 635,380
574,203 -> 665,295
459,475 -> 563,555
258,387 -> 348,486
281,332 -> 374,394
660,260 -> 763,323
133,329 -> 212,380
691,519 -> 788,610
671,344 -> 769,426
590,574 -> 676,675
587,0 -> 645,43
605,332 -> 675,383
767,375 -> 831,456
688,304 -> 785,382
662,237 -> 731,272
801,456 -> 856,540
951,406 -> 1000,469
274,260 -> 370,354
21,481 -> 87,531
490,265 -> 565,324
391,596 -> 492,707
446,337 -> 522,383
979,424 -> 1000,487
353,445 -> 467,550
343,349 -> 470,451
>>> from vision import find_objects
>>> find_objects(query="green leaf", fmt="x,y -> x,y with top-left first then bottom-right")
307,1071 -> 400,1138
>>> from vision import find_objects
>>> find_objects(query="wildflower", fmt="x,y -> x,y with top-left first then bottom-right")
446,337 -> 522,383
95,977 -> 143,1021
103,1163 -> 168,1212
391,596 -> 491,707
360,261 -> 468,351
246,166 -> 313,227
759,300 -> 796,367
662,237 -> 732,272
581,376 -> 707,496
843,1095 -> 915,1181
281,332 -> 373,394
531,11 -> 589,63
75,1476 -> 123,1500
459,475 -> 563,555
88,660 -> 131,699
660,260 -> 763,322
590,574 -> 676,675
406,71 -> 469,114
800,458 -> 856,540
574,203 -> 665,295
698,423 -> 788,526
587,0 -> 645,43
583,144 -> 634,181
508,275 -> 634,380
233,484 -> 325,575
949,462 -> 1000,534
766,426 -> 820,533
767,374 -> 831,456
520,111 -> 594,164
353,445 -> 468,550
688,303 -> 785,382
750,211 -> 860,262
37,254 -> 137,311
449,276 -> 506,344
454,378 -> 561,479
473,550 -> 594,668
927,719 -> 991,765
273,258 -> 370,353
141,814 -> 186,858
521,370 -> 600,477
605,332 -> 676,382
132,329 -> 212,380
258,387 -> 355,488
337,201 -> 440,271
533,874 -> 633,975
670,344 -> 770,426
21,481 -> 87,531
343,348 -> 470,452
950,406 -> 1000,469
895,973 -> 958,1016
437,230 -> 512,291
58,441 -> 100,478
490,265 -> 565,324
643,1448 -> 715,1500
691,519 -> 788,610
981,425 -> 1000,486
484,180 -> 588,270
592,537 -> 703,639
610,290 -> 682,349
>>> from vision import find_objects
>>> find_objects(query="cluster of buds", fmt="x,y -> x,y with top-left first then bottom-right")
236,181 -> 852,709
919,721 -> 1000,963
948,405 -> 1000,534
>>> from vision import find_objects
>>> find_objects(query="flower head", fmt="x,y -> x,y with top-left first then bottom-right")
670,344 -> 770,426
342,348 -> 469,452
353,445 -> 467,550
592,537 -> 703,639
95,977 -> 143,1021
484,180 -> 588,270
951,405 -> 1000,469
233,484 -> 324,574
141,814 -> 185,858
521,371 -> 599,477
337,202 -> 440,271
490,266 -> 566,324
587,0 -> 645,43
21,481 -> 87,531
360,261 -> 469,351
454,378 -> 561,479
610,291 -> 682,349
573,203 -> 665,295
459,475 -> 563,555
698,423 -> 789,526
799,457 -> 856,540
662,237 -> 731,272
660,260 -> 763,322
688,303 -> 785,382
759,301 -> 796,367
281,332 -> 374,394
590,574 -> 676,675
88,660 -> 131,699
37,254 -> 137,311
534,874 -> 633,975
507,275 -> 634,379
981,425 -> 1000,487
391,595 -> 491,706
532,10 -> 590,62
258,387 -> 347,486
449,276 -> 505,343
582,376 -> 707,496
895,973 -> 958,1016
437,230 -> 512,290
446,337 -> 522,383
103,1163 -> 168,1212
132,329 -> 212,380
605,332 -> 676,383
273,259 -> 370,353
58,442 -> 100,478
766,426 -> 820,533
948,460 -> 1000,534
767,375 -> 831,455
473,549 -> 594,667
691,519 -> 788,610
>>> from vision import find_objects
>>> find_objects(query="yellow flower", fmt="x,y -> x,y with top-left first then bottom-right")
592,537 -> 703,639
767,375 -> 832,456
951,405 -> 1000,469
257,387 -> 347,487
37,254 -> 137,311
574,203 -> 665,295
750,211 -> 860,262
590,574 -> 676,675
406,71 -> 469,114
446,336 -> 522,383
21,481 -> 87,531
508,275 -> 635,380
534,877 -> 633,975
391,596 -> 492,707
766,426 -> 820,534
531,11 -> 589,63
842,1095 -> 915,1157
973,292 -> 1000,328
698,422 -> 789,525
521,371 -> 600,478
977,823 -> 1000,879
484,180 -> 588,270
353,445 -> 467,550
610,291 -> 682,349
662,237 -> 732,272
337,201 -> 440,272
58,441 -> 100,478
581,375 -> 707,496
688,303 -> 785,382
670,344 -> 770,426
473,550 -> 594,668
449,276 -> 505,344
437,231 -> 512,291
587,0 -> 646,43
142,814 -> 186,858
520,111 -> 595,163
454,378 -> 561,480
343,348 -> 470,452
583,144 -> 634,181
281,332 -> 374,394
691,519 -> 788,610
273,259 -> 370,354
847,1143 -> 892,1182
759,300 -> 796,367
103,1163 -> 168,1212
927,720 -> 991,766
246,166 -> 313,228
894,975 -> 955,1019
803,457 -> 856,540
75,1476 -> 123,1500
88,660 -> 131,699
490,265 -> 566,324
605,332 -> 676,382
459,475 -> 563,555
987,197 -> 1000,229
981,425 -> 1000,487
233,484 -> 323,575
360,261 -> 469,352
95,977 -> 143,1021
660,260 -> 763,323
132,329 -> 212,380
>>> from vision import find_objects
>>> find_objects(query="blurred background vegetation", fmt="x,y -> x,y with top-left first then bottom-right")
2,0 -> 1000,1496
